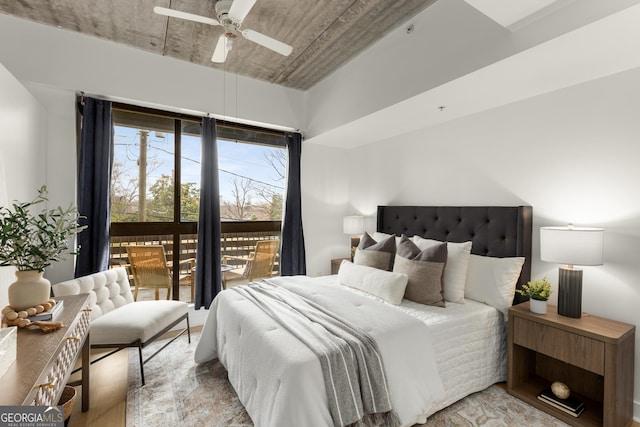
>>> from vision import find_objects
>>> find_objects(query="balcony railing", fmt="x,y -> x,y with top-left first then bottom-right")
109,222 -> 281,302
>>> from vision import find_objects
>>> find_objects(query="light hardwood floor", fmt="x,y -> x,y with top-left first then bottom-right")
66,325 -> 203,427
67,349 -> 128,427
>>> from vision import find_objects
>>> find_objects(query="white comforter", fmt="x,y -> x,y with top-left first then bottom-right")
194,275 -> 445,427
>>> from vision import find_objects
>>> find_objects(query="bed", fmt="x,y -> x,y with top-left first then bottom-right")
195,205 -> 532,426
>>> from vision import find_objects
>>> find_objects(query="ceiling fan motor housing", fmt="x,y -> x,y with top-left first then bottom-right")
215,0 -> 238,38
215,0 -> 233,22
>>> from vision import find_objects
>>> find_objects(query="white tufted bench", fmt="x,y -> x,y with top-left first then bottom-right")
52,267 -> 190,385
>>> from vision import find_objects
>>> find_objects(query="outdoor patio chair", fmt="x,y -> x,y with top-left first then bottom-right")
126,245 -> 172,300
222,239 -> 279,288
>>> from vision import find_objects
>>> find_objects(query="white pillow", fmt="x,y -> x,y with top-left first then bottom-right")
337,260 -> 408,305
412,236 -> 472,304
464,254 -> 525,315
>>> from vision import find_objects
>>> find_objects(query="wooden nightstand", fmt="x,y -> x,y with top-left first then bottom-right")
331,258 -> 350,274
508,302 -> 635,427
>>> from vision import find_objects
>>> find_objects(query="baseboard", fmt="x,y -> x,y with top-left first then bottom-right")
634,400 -> 640,423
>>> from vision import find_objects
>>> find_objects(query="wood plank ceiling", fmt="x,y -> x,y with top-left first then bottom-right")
0,0 -> 437,90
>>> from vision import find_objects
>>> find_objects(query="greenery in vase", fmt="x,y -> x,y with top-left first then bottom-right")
0,186 -> 87,272
516,277 -> 552,301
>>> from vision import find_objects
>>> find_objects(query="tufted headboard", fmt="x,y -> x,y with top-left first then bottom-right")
376,206 -> 532,304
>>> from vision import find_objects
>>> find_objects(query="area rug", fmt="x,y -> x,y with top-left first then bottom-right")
126,333 -> 569,427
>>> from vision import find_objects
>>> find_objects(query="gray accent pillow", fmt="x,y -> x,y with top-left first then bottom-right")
393,235 -> 447,307
353,232 -> 396,271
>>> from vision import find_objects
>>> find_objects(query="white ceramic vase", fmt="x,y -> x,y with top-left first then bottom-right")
530,298 -> 547,315
7,270 -> 51,311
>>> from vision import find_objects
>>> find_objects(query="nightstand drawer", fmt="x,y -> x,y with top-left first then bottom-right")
513,317 -> 604,374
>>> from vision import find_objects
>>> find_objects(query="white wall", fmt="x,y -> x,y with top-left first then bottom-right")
300,143 -> 351,276
0,14 -> 305,132
0,62 -> 46,306
305,0 -> 640,143
0,13 -> 306,283
24,83 -> 79,284
304,66 -> 640,415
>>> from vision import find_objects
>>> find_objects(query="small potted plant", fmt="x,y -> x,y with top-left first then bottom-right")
0,186 -> 86,310
516,277 -> 552,314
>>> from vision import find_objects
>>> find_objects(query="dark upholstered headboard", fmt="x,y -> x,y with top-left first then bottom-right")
377,206 -> 532,305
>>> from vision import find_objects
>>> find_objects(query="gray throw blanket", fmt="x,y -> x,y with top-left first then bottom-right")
231,281 -> 400,427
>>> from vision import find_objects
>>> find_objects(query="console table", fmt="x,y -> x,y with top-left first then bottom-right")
0,294 -> 91,411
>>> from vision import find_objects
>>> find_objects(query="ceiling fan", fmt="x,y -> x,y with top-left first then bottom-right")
154,0 -> 293,63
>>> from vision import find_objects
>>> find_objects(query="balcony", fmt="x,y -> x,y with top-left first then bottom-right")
109,222 -> 281,302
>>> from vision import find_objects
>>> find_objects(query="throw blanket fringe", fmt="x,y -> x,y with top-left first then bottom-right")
232,281 -> 399,427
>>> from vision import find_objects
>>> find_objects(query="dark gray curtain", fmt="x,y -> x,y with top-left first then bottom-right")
75,97 -> 113,277
280,132 -> 306,275
194,117 -> 222,309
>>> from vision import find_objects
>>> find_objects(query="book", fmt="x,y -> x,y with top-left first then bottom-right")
537,395 -> 584,417
539,394 -> 584,413
538,388 -> 584,412
27,300 -> 64,322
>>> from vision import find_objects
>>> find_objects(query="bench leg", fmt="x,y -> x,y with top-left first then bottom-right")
138,340 -> 145,386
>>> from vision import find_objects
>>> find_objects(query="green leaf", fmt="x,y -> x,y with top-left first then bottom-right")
0,186 -> 87,271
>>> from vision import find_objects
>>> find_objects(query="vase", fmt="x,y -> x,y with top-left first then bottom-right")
530,298 -> 547,314
7,270 -> 51,311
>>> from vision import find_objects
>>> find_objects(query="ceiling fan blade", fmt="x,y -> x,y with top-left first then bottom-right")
241,29 -> 293,56
228,0 -> 258,22
154,6 -> 220,26
211,34 -> 230,63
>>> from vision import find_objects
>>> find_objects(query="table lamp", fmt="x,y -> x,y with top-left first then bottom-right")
540,224 -> 604,318
343,215 -> 365,261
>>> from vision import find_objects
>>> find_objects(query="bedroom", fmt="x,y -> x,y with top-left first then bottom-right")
1,0 -> 639,425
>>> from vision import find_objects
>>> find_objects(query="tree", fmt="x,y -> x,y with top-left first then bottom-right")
147,175 -> 174,221
111,129 -> 169,222
268,194 -> 283,220
145,175 -> 201,222
253,148 -> 286,220
110,161 -> 139,222
265,149 -> 286,181
223,177 -> 253,220
180,182 -> 200,221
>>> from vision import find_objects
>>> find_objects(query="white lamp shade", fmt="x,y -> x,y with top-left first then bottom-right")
540,226 -> 604,266
343,215 -> 365,235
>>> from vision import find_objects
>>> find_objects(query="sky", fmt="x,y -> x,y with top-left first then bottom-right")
113,126 -> 285,203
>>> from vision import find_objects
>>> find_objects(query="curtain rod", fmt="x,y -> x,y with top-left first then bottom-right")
76,91 -> 300,135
